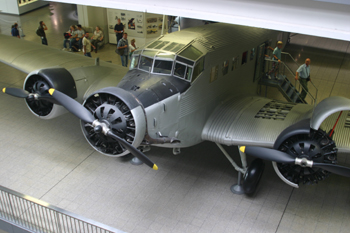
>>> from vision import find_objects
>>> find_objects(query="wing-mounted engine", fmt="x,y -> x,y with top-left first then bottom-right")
81,87 -> 146,157
23,68 -> 77,119
272,96 -> 350,187
240,96 -> 350,189
272,119 -> 337,188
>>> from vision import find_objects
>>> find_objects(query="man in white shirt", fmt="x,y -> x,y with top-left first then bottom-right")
295,58 -> 311,101
83,33 -> 95,57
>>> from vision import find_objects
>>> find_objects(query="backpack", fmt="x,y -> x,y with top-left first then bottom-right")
36,28 -> 41,37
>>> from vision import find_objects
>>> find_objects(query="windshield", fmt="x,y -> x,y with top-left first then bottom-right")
130,55 -> 140,69
139,56 -> 154,72
153,60 -> 173,74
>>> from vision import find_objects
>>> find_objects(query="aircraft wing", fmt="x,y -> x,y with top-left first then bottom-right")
0,34 -> 100,73
202,95 -> 350,153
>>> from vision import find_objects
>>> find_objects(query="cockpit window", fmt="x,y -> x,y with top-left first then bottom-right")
153,60 -> 173,74
139,56 -> 154,72
130,55 -> 140,70
179,45 -> 203,61
174,63 -> 186,78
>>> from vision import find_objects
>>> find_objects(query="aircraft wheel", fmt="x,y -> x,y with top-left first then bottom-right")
242,159 -> 265,196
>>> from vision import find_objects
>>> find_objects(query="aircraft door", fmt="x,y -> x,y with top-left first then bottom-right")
253,42 -> 266,82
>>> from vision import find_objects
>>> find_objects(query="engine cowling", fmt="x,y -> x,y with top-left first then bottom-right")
80,87 -> 147,157
24,68 -> 77,119
273,119 -> 337,187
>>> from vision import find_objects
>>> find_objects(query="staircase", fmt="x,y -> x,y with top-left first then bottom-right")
258,53 -> 318,106
259,73 -> 304,103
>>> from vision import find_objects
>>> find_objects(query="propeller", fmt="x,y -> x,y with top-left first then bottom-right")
3,87 -> 59,104
240,146 -> 350,178
3,87 -> 29,98
48,88 -> 158,170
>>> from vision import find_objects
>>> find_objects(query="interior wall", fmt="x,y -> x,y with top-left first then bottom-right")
52,0 -> 350,41
77,5 -> 109,43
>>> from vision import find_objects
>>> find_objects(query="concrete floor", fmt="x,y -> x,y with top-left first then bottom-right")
1,2 -> 350,233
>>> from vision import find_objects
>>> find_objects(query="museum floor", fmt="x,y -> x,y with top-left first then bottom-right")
1,2 -> 350,233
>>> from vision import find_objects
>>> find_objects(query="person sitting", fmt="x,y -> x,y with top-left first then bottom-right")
69,24 -> 85,52
11,23 -> 20,38
90,26 -> 104,53
63,25 -> 76,50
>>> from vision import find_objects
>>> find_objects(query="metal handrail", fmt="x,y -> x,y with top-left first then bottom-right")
0,185 -> 124,233
264,58 -> 316,105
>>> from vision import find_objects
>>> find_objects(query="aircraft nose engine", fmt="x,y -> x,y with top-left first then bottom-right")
80,87 -> 146,157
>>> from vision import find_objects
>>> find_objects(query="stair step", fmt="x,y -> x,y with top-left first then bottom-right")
277,74 -> 286,81
291,92 -> 300,102
282,80 -> 291,91
286,86 -> 296,98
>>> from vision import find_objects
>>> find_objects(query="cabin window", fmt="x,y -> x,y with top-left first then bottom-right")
250,48 -> 255,61
130,55 -> 140,70
232,56 -> 239,71
174,62 -> 187,78
139,56 -> 154,72
210,65 -> 218,83
192,57 -> 204,83
222,60 -> 229,76
241,51 -> 248,65
153,60 -> 173,75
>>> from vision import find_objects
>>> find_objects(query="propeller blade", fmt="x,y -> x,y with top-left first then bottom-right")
48,88 -> 95,123
3,87 -> 29,98
107,131 -> 158,170
313,162 -> 350,177
240,146 -> 295,164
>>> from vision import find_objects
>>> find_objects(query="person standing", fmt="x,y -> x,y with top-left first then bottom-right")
11,23 -> 20,38
129,39 -> 137,58
83,33 -> 95,57
90,26 -> 104,53
36,21 -> 48,45
117,33 -> 129,67
295,58 -> 311,101
114,18 -> 124,43
267,41 -> 283,79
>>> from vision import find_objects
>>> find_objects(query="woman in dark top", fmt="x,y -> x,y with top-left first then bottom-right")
37,21 -> 48,45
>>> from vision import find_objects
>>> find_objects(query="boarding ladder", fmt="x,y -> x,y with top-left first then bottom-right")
258,52 -> 318,106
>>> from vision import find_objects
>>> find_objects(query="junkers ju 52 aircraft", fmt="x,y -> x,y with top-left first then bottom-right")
2,23 -> 350,195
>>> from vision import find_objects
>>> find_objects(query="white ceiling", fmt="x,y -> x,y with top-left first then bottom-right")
49,0 -> 350,41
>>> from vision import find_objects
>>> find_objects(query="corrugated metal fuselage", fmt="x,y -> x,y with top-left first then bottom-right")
118,23 -> 282,148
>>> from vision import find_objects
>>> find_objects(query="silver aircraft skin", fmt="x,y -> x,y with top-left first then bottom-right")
2,23 -> 350,194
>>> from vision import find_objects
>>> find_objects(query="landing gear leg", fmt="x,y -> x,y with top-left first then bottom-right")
129,146 -> 150,166
216,143 -> 247,195
130,157 -> 143,165
230,172 -> 245,194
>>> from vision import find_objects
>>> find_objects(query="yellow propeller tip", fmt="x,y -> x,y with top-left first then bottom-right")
48,88 -> 55,95
153,164 -> 158,170
239,146 -> 246,153
2,88 -> 5,93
